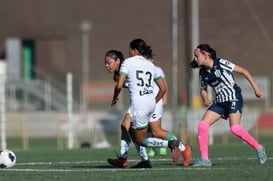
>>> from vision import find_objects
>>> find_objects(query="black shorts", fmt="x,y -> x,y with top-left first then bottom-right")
208,97 -> 243,120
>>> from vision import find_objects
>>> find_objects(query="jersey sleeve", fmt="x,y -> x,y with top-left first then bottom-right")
199,75 -> 207,88
154,66 -> 164,81
199,69 -> 208,89
219,59 -> 235,72
156,66 -> 165,78
119,59 -> 128,76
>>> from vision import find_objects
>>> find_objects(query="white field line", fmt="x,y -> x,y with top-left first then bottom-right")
2,167 -> 227,172
15,156 -> 273,165
2,157 -> 271,172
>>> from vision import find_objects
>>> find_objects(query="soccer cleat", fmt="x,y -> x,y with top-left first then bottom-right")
182,144 -> 192,166
257,146 -> 266,164
159,148 -> 167,156
107,157 -> 128,168
192,158 -> 212,167
168,140 -> 180,163
148,149 -> 156,157
130,160 -> 152,168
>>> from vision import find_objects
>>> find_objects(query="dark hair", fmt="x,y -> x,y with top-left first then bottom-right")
105,50 -> 125,82
129,38 -> 154,58
189,44 -> 217,68
105,50 -> 124,62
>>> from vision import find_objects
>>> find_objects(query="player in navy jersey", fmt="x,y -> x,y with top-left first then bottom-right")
189,44 -> 266,167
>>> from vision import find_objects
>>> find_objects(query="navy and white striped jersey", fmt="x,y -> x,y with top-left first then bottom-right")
199,58 -> 242,103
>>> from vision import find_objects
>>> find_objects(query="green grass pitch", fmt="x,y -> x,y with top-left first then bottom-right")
1,136 -> 272,181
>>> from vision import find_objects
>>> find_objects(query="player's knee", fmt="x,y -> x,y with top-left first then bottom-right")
230,124 -> 241,136
198,121 -> 210,132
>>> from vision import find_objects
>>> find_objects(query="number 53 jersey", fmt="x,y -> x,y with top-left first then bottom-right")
119,55 -> 161,128
119,55 -> 161,99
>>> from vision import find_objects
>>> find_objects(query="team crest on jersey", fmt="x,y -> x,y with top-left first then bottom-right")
214,69 -> 221,77
224,60 -> 231,65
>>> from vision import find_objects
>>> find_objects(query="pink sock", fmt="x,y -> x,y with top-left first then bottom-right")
230,124 -> 261,150
198,121 -> 210,160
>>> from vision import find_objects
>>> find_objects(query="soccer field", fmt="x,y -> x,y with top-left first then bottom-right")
1,137 -> 272,181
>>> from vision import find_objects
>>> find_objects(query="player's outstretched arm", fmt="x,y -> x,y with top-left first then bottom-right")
233,65 -> 263,98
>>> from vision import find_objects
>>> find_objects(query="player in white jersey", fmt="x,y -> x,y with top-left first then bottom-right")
109,39 -> 190,168
190,44 -> 266,167
105,49 -> 192,168
105,49 -> 151,168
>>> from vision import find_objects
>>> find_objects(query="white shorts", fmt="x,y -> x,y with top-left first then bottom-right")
149,99 -> 163,122
129,96 -> 156,129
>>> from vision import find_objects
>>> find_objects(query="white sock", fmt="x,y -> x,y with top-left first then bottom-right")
146,137 -> 168,148
135,143 -> 148,161
179,142 -> 186,151
120,139 -> 130,158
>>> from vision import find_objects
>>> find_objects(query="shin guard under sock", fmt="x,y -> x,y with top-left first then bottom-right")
230,124 -> 261,150
198,121 -> 210,160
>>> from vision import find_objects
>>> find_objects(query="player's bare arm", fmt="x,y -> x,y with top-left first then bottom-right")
111,74 -> 126,106
155,78 -> 167,103
200,87 -> 211,107
233,65 -> 263,98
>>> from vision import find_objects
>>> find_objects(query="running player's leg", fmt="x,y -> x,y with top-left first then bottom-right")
129,97 -> 181,166
193,109 -> 221,167
120,113 -> 131,158
229,111 -> 266,164
107,112 -> 151,168
149,116 -> 192,165
131,143 -> 152,168
228,98 -> 266,165
130,125 -> 182,167
107,113 -> 131,168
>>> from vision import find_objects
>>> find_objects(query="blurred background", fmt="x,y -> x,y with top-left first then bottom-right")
0,0 -> 272,150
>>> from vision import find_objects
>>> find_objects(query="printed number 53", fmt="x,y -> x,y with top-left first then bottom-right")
136,70 -> 152,87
